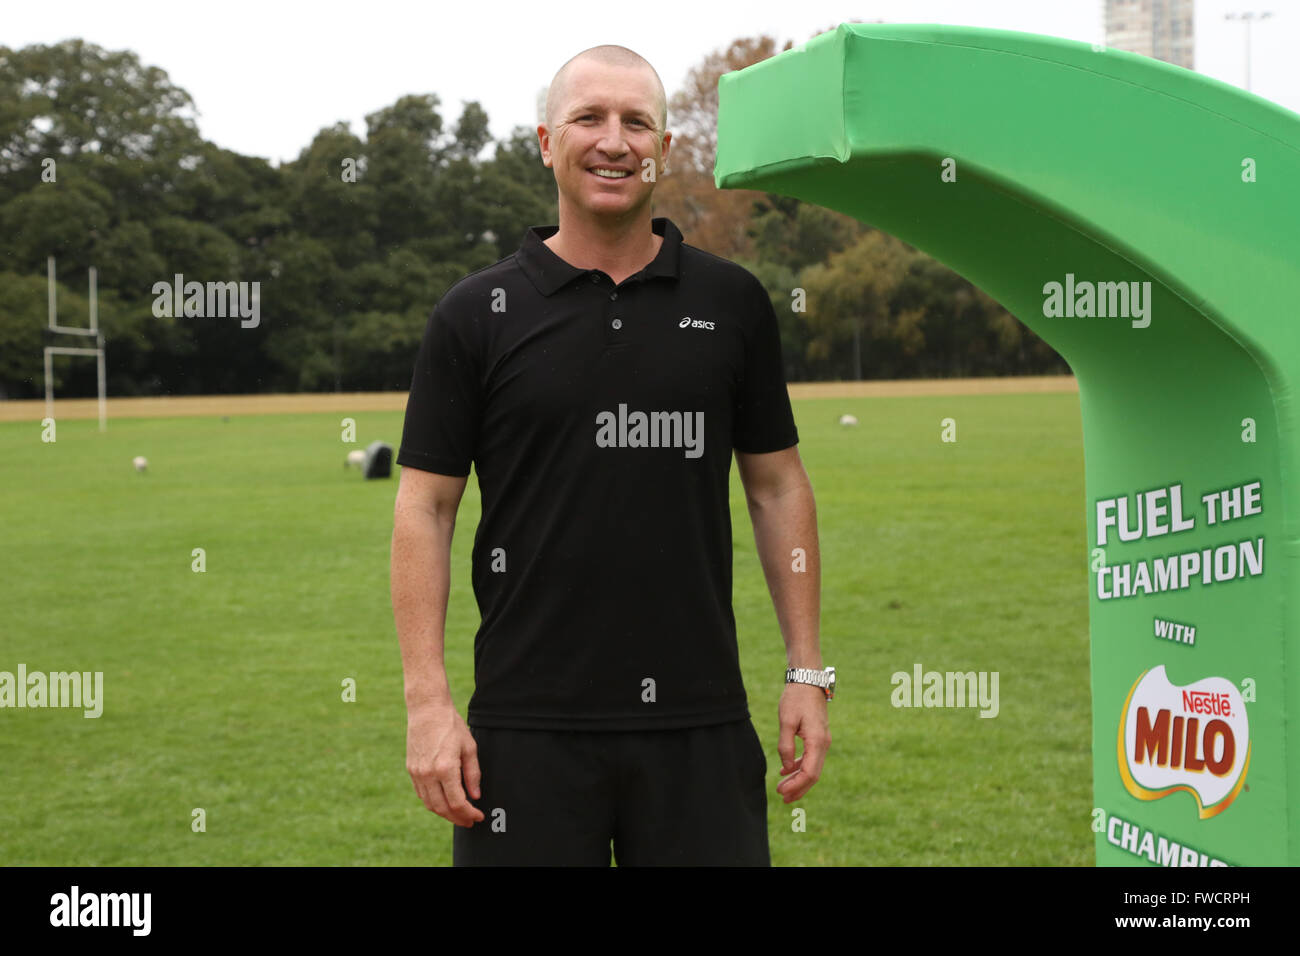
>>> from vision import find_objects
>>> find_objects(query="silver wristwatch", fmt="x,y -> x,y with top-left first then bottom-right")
785,666 -> 835,700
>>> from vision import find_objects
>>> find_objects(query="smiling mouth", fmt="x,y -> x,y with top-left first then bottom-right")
589,167 -> 633,181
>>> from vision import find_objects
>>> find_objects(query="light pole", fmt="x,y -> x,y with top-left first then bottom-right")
1224,10 -> 1273,92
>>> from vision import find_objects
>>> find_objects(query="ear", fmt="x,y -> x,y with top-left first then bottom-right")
536,123 -> 552,167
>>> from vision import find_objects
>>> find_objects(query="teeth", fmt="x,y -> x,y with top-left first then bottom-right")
592,168 -> 630,178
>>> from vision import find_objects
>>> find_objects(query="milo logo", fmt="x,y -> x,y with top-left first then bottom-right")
1118,665 -> 1250,819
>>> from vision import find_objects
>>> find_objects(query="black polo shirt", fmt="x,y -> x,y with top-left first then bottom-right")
396,215 -> 799,731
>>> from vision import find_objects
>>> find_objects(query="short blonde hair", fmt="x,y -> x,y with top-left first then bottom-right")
545,45 -> 667,134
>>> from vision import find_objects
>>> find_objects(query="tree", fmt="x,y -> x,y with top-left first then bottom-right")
798,228 -> 924,379
650,36 -> 791,262
0,39 -> 201,182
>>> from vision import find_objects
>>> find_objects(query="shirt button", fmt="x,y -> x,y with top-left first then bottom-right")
609,291 -> 618,301
611,317 -> 623,330
589,273 -> 601,284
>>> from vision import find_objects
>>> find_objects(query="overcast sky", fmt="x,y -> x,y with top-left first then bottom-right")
5,0 -> 1297,164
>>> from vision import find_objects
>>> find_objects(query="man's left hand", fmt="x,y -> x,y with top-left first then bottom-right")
775,682 -> 831,803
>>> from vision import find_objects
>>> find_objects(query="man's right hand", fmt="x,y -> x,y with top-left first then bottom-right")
406,704 -> 485,827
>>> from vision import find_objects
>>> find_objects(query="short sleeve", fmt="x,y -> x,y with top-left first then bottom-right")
396,302 -> 482,477
732,276 -> 799,454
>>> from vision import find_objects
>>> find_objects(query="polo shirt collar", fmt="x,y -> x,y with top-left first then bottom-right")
516,216 -> 682,296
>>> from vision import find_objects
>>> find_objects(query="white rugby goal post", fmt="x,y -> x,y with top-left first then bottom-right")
44,255 -> 106,432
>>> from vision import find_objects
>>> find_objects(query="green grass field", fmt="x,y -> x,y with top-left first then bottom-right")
0,392 -> 1091,865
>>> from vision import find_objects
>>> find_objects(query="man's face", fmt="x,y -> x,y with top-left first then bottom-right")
539,60 -> 671,222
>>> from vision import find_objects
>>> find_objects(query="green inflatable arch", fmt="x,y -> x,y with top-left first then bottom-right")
715,22 -> 1300,866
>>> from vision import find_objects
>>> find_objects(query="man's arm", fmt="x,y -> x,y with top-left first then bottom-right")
735,444 -> 829,803
391,465 -> 485,827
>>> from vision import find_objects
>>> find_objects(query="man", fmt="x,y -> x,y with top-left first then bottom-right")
391,44 -> 831,866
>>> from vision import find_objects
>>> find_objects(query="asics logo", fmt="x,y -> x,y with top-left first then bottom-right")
678,316 -> 715,330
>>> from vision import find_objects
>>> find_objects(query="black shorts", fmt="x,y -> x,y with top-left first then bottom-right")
452,718 -> 770,866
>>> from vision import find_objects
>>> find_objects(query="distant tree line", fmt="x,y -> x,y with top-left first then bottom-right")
0,37 -> 1066,399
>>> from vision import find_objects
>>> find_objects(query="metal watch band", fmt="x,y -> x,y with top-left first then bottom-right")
785,666 -> 835,699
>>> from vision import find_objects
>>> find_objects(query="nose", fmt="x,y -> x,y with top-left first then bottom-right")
595,116 -> 629,156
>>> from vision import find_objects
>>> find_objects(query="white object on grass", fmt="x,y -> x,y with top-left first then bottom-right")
839,414 -> 859,426
132,456 -> 148,472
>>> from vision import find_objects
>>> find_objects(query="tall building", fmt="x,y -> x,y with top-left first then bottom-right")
1105,0 -> 1196,69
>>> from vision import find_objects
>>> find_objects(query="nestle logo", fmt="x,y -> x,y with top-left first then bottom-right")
1120,666 -> 1250,819
1182,689 -> 1232,718
678,316 -> 714,330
